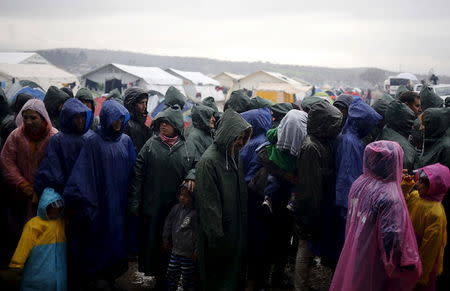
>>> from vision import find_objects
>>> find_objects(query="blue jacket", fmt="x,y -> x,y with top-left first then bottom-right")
335,98 -> 382,211
34,98 -> 94,194
240,108 -> 272,182
63,100 -> 136,276
10,188 -> 67,291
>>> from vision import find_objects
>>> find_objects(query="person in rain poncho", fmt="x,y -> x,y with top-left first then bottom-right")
129,106 -> 195,290
420,85 -> 444,112
333,94 -> 354,126
0,99 -> 57,261
75,87 -> 99,130
249,96 -> 273,110
362,98 -> 390,145
402,163 -> 450,290
377,100 -> 418,171
270,102 -> 293,128
239,107 -> 272,290
63,100 -> 135,288
335,98 -> 382,214
195,109 -> 252,291
34,98 -> 94,195
0,93 -> 35,149
293,101 -> 342,290
123,87 -> 151,153
300,96 -> 325,114
330,141 -> 422,291
224,89 -> 251,113
415,107 -> 450,169
399,91 -> 422,117
165,86 -> 186,109
9,188 -> 66,291
43,86 -> 70,130
202,96 -> 222,121
186,103 -> 216,162
106,88 -> 123,104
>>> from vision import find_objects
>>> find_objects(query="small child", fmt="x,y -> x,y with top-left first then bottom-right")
162,183 -> 197,291
9,187 -> 67,291
402,163 -> 450,291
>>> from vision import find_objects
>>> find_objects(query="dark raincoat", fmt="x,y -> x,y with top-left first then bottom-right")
395,85 -> 410,99
420,85 -> 444,111
63,100 -> 135,278
363,98 -> 390,145
415,107 -> 450,168
165,86 -> 186,109
75,88 -> 99,130
224,90 -> 251,113
335,99 -> 381,211
249,96 -> 273,110
196,109 -> 252,291
123,87 -> 151,153
129,107 -> 195,276
34,98 -> 94,195
106,89 -> 123,104
43,86 -> 70,130
0,93 -> 35,148
271,102 -> 293,128
202,96 -> 221,119
377,100 -> 417,171
300,96 -> 327,113
294,101 -> 342,265
186,104 -> 215,162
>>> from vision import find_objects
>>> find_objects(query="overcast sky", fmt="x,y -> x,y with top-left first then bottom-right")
1,0 -> 449,74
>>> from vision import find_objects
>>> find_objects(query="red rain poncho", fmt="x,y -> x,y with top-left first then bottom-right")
330,140 -> 421,291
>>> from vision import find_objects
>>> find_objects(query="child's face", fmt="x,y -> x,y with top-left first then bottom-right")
179,189 -> 192,206
46,206 -> 62,220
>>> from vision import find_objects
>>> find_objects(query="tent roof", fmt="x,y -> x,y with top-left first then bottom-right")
167,68 -> 220,86
255,82 -> 311,94
0,63 -> 76,79
0,52 -> 48,64
263,71 -> 311,86
214,72 -> 245,80
112,63 -> 183,85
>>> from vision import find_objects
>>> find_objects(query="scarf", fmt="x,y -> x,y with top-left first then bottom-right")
160,133 -> 179,147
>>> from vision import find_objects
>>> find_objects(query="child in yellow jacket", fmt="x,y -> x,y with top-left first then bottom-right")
402,163 -> 450,291
9,187 -> 67,291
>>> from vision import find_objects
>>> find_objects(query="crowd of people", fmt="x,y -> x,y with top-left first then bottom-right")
0,82 -> 449,291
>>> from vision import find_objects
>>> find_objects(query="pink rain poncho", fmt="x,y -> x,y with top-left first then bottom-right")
330,141 -> 421,291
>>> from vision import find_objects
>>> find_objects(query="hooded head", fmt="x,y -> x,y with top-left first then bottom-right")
152,106 -> 184,137
191,103 -> 215,132
165,86 -> 186,109
202,96 -> 219,112
395,85 -> 410,99
214,109 -> 252,156
270,102 -> 294,122
276,109 -> 308,157
75,88 -> 96,110
333,94 -> 354,124
363,140 -> 404,182
343,98 -> 382,138
385,100 -> 416,138
419,85 -> 444,111
106,89 -> 123,105
301,96 -> 327,113
249,96 -> 273,109
60,87 -> 74,98
240,107 -> 272,137
59,98 -> 93,134
307,101 -> 343,139
37,188 -> 64,220
445,97 -> 450,108
422,107 -> 450,140
372,98 -> 390,127
99,100 -> 130,141
224,90 -> 251,113
415,163 -> 450,202
43,86 -> 70,118
123,87 -> 149,119
16,99 -> 51,128
12,93 -> 35,115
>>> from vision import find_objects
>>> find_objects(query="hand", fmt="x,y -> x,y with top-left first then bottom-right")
183,180 -> 195,192
19,182 -> 38,203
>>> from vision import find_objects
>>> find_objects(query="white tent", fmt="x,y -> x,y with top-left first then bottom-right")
0,64 -> 78,91
213,72 -> 245,89
81,63 -> 185,95
166,68 -> 225,102
0,52 -> 50,65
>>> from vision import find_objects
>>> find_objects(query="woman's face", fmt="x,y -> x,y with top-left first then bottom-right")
160,121 -> 175,137
22,109 -> 45,133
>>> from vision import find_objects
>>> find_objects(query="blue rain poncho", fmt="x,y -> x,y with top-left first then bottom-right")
335,99 -> 381,211
34,98 -> 94,195
63,100 -> 136,276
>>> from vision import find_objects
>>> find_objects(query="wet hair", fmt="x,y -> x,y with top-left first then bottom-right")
399,91 -> 420,105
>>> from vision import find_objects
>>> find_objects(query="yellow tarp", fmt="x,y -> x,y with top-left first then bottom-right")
255,90 -> 294,103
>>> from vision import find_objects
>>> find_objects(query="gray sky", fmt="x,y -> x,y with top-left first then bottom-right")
1,0 -> 450,74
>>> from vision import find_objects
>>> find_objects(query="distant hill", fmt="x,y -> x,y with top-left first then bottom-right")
36,48 -> 450,88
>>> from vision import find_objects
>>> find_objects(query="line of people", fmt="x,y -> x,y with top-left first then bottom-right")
0,83 -> 449,291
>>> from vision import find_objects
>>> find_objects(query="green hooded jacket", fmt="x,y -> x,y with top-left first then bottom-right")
129,107 -> 195,276
43,86 -> 70,130
395,85 -> 410,99
420,85 -> 444,111
165,86 -> 186,109
224,90 -> 251,113
265,128 -> 297,172
195,109 -> 252,291
377,100 -> 418,171
106,88 -> 123,104
415,107 -> 450,168
186,104 -> 215,162
249,96 -> 273,109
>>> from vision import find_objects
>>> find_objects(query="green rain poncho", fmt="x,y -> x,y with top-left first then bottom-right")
195,109 -> 252,291
224,90 -> 251,113
186,104 -> 215,162
420,85 -> 444,111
